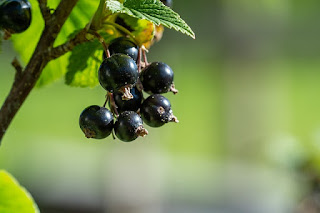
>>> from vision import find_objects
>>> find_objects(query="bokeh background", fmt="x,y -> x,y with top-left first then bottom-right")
1,0 -> 320,212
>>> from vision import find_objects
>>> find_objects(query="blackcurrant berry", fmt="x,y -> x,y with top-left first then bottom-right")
79,105 -> 114,139
114,111 -> 148,142
161,0 -> 172,8
140,94 -> 178,127
99,53 -> 138,99
140,62 -> 178,94
0,0 -> 31,33
113,87 -> 143,113
103,37 -> 139,61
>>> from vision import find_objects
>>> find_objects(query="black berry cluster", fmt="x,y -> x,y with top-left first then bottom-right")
79,36 -> 179,142
0,0 -> 31,34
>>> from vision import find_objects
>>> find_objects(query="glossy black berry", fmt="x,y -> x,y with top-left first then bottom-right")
140,94 -> 178,127
0,0 -> 31,33
161,0 -> 172,8
79,105 -> 114,139
103,37 -> 139,61
99,53 -> 138,93
113,87 -> 143,113
114,111 -> 148,142
140,62 -> 177,94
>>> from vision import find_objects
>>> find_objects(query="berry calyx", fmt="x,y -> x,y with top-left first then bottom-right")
140,62 -> 177,94
113,87 -> 143,113
99,53 -> 138,98
79,105 -> 114,139
114,111 -> 148,142
103,37 -> 139,61
140,94 -> 178,127
0,0 -> 31,34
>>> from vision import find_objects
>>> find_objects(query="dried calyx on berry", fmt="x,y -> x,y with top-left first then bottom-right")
140,94 -> 178,128
114,111 -> 148,142
98,53 -> 138,100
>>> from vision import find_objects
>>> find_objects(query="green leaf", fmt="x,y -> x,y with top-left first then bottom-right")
66,40 -> 102,87
0,170 -> 39,213
106,0 -> 195,39
11,0 -> 99,87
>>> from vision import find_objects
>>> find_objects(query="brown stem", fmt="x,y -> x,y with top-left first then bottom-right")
37,0 -> 51,25
0,0 -> 81,145
93,31 -> 110,58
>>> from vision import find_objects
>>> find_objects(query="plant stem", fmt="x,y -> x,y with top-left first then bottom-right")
0,0 -> 87,145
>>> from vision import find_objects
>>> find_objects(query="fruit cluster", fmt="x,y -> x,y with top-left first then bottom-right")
0,0 -> 31,34
79,37 -> 179,142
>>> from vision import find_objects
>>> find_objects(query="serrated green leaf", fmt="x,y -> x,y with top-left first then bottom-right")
0,170 -> 39,213
106,0 -> 195,39
10,0 -> 99,87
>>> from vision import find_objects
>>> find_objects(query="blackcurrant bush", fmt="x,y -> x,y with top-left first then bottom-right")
103,37 -> 139,61
99,53 -> 138,99
79,105 -> 114,139
140,62 -> 178,94
161,0 -> 173,8
113,87 -> 143,113
140,94 -> 178,127
0,0 -> 31,33
114,111 -> 148,142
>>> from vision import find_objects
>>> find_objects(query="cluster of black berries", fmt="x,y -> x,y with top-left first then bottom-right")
79,37 -> 179,142
0,0 -> 31,34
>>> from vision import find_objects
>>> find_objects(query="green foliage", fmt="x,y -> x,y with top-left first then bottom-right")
66,40 -> 102,87
106,0 -> 195,39
0,170 -> 39,213
11,0 -> 99,87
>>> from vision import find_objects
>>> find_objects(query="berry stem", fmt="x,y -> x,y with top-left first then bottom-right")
103,93 -> 109,108
108,92 -> 119,117
142,47 -> 149,66
137,47 -> 142,73
93,31 -> 110,58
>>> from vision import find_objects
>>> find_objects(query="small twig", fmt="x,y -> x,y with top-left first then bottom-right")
49,28 -> 89,60
37,0 -> 51,24
11,58 -> 23,81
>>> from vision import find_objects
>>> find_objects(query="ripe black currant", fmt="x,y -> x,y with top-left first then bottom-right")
99,53 -> 138,99
140,94 -> 178,127
161,0 -> 172,8
114,111 -> 148,142
103,37 -> 139,61
0,0 -> 31,33
140,62 -> 178,94
113,87 -> 143,113
79,105 -> 114,139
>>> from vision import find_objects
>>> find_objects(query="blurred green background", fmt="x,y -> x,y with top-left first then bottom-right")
1,0 -> 320,212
